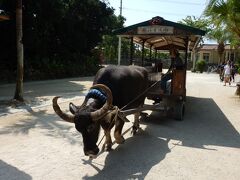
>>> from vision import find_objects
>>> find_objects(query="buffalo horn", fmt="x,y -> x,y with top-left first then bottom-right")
90,84 -> 113,121
52,96 -> 75,123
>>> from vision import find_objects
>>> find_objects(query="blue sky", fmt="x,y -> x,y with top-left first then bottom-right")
107,0 -> 208,26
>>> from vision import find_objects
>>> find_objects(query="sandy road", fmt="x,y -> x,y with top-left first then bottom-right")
0,72 -> 240,180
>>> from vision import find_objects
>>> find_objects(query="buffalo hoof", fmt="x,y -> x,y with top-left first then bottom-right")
115,136 -> 125,144
132,128 -> 137,135
132,125 -> 139,135
132,126 -> 143,135
102,143 -> 112,152
140,112 -> 148,120
105,144 -> 113,151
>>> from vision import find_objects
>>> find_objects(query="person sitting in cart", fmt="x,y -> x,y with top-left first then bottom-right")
160,49 -> 184,93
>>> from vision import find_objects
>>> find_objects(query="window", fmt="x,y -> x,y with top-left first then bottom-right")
203,53 -> 210,62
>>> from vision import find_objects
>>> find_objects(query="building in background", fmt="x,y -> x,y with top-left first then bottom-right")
197,44 -> 240,64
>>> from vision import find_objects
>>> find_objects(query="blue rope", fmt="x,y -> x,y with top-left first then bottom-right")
86,89 -> 107,103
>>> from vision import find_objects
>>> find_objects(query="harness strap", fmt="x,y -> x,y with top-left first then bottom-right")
120,78 -> 162,110
97,106 -> 118,146
96,78 -> 162,148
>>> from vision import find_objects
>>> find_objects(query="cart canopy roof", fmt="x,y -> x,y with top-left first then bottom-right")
113,16 -> 206,51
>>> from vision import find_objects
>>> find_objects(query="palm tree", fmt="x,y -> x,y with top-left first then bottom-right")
14,0 -> 24,101
228,33 -> 240,49
204,0 -> 240,64
204,0 -> 240,38
207,27 -> 230,64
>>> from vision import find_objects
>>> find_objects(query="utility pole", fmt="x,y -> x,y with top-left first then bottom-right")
117,0 -> 122,65
120,0 -> 122,15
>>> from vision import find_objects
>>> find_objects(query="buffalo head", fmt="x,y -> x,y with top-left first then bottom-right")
52,84 -> 113,157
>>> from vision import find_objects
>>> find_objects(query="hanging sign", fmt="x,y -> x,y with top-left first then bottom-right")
138,25 -> 174,34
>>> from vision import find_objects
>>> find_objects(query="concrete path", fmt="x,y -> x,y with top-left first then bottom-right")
0,72 -> 240,180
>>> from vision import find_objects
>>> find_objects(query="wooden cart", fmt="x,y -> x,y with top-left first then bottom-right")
146,69 -> 186,120
113,16 -> 206,121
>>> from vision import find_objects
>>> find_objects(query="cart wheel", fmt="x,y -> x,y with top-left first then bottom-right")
174,101 -> 185,121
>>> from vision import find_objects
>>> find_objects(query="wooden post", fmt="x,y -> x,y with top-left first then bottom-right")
150,44 -> 152,62
130,37 -> 133,65
155,49 -> 157,71
184,37 -> 189,68
141,40 -> 145,66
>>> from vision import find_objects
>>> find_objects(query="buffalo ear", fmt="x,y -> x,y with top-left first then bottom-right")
69,102 -> 78,114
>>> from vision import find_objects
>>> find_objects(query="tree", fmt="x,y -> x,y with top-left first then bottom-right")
0,0 -> 117,82
204,0 -> 240,39
179,15 -> 233,64
207,26 -> 230,64
14,0 -> 24,101
178,15 -> 210,32
178,16 -> 210,68
204,0 -> 240,63
100,15 -> 125,64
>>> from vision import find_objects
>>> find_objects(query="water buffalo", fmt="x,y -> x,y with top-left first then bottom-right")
53,65 -> 148,158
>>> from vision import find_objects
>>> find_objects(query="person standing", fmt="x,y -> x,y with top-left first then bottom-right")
230,62 -> 236,82
223,61 -> 231,86
218,61 -> 225,82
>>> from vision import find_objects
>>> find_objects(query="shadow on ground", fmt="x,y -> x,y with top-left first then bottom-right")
0,77 -> 93,116
83,126 -> 170,180
0,160 -> 32,180
83,96 -> 240,179
0,106 -> 82,145
142,96 -> 240,150
0,96 -> 239,179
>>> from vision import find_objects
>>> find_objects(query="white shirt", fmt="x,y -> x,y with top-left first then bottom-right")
224,64 -> 231,75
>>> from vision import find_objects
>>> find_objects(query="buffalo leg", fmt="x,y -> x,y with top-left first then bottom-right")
103,130 -> 112,151
132,112 -> 140,135
114,119 -> 125,144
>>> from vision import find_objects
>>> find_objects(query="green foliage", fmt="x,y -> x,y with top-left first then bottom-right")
100,15 -> 126,64
178,15 -> 211,33
196,60 -> 206,73
237,58 -> 240,74
179,15 -> 232,65
204,0 -> 240,39
101,34 -> 119,63
0,0 -> 118,82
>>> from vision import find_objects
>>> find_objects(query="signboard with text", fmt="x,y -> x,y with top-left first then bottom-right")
137,25 -> 174,35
